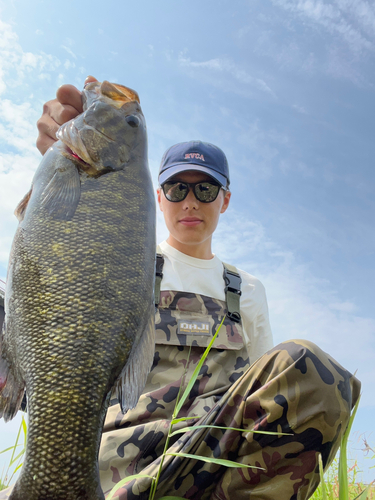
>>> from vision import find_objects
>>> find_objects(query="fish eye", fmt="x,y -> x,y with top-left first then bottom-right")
125,115 -> 140,128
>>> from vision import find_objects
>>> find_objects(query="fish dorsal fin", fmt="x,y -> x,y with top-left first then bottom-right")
14,188 -> 32,222
100,81 -> 140,104
114,305 -> 155,413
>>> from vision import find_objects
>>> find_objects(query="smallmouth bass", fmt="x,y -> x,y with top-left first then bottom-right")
0,81 -> 156,500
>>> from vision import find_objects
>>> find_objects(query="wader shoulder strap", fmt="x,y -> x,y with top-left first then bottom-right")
155,245 -> 164,306
154,249 -> 242,323
222,262 -> 242,323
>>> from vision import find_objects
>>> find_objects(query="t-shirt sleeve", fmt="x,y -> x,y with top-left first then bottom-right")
239,272 -> 274,365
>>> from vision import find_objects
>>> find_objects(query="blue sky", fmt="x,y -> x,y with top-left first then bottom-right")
0,0 -> 374,483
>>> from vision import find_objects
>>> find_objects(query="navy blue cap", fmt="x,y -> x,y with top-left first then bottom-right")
158,140 -> 230,187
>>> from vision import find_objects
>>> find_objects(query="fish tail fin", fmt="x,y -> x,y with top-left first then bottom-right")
0,355 -> 25,422
116,304 -> 155,413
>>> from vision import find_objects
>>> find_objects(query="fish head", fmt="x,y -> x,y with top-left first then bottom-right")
56,81 -> 147,176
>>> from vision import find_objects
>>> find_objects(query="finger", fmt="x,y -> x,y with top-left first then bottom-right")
56,84 -> 83,113
36,114 -> 60,155
36,135 -> 57,156
84,75 -> 99,85
37,112 -> 60,140
42,99 -> 80,127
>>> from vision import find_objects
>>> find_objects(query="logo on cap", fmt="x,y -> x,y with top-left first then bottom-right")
185,153 -> 205,161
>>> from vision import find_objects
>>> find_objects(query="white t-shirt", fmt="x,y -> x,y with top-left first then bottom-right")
158,240 -> 274,365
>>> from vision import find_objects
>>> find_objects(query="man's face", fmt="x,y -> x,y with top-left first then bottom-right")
157,170 -> 231,250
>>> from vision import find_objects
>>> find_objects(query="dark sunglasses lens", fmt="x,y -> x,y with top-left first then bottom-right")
194,182 -> 220,202
163,182 -> 188,202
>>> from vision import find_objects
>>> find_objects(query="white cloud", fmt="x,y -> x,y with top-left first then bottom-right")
231,119 -> 315,180
0,22 -> 58,269
64,59 -> 76,70
0,100 -> 38,154
0,151 -> 38,266
0,19 -> 61,95
329,301 -> 357,313
178,54 -> 276,98
271,0 -> 375,53
38,73 -> 51,81
61,45 -> 77,59
212,210 -> 375,407
325,44 -> 373,86
292,104 -> 308,114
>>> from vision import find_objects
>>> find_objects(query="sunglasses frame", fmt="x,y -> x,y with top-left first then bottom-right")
161,180 -> 228,203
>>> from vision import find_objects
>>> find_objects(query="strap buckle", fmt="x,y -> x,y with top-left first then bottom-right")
155,253 -> 164,307
223,270 -> 242,296
156,254 -> 164,279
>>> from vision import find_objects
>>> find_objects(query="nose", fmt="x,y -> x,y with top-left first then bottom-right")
181,186 -> 199,209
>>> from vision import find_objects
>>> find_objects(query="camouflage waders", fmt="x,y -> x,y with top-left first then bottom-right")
99,287 -> 360,500
0,270 -> 360,500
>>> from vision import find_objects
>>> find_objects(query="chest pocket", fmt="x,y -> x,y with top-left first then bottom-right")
155,290 -> 244,350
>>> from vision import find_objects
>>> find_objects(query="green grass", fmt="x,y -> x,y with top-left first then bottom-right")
311,456 -> 374,500
0,415 -> 27,491
309,396 -> 374,500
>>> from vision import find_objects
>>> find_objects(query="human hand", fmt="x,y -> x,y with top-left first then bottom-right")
36,75 -> 98,155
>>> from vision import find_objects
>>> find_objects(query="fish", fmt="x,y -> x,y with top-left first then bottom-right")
0,80 -> 156,500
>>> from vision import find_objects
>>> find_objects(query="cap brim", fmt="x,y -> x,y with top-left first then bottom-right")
158,164 -> 227,187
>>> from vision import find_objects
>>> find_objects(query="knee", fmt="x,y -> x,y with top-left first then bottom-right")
266,339 -> 360,411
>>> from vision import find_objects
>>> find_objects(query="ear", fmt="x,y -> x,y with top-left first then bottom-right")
220,190 -> 231,214
157,188 -> 163,212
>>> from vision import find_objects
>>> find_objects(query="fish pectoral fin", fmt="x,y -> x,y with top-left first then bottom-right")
40,164 -> 81,221
0,354 -> 25,422
115,305 -> 155,414
14,188 -> 33,221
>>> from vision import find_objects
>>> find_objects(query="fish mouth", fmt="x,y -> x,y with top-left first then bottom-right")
57,81 -> 141,173
65,145 -> 90,167
57,120 -> 95,170
98,81 -> 140,106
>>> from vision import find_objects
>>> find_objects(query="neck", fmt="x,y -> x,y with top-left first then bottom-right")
166,235 -> 214,260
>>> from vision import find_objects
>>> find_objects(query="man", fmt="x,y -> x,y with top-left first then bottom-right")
32,77 -> 360,500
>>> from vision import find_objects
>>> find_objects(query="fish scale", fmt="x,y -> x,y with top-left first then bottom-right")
0,81 -> 155,500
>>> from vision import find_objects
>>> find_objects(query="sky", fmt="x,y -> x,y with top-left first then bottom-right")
0,0 -> 374,485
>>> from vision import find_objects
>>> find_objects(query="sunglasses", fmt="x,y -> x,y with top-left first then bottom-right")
161,180 -> 226,203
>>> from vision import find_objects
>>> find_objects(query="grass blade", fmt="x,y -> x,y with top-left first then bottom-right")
0,446 -> 22,455
21,417 -> 27,448
169,424 -> 290,438
352,486 -> 370,500
170,416 -> 203,425
166,452 -> 264,469
338,395 -> 360,500
11,463 -> 23,475
173,316 -> 226,416
7,420 -> 23,469
9,449 -> 25,468
106,474 -> 154,500
318,453 -> 327,500
0,416 -> 27,489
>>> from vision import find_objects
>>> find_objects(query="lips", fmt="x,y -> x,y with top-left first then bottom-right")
57,121 -> 93,167
66,146 -> 90,166
179,217 -> 203,227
